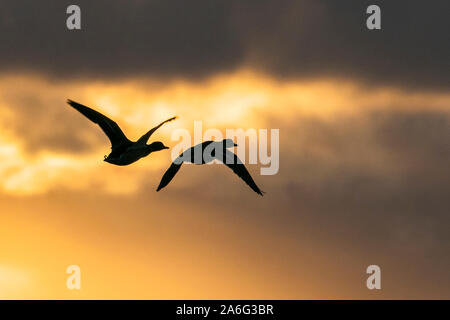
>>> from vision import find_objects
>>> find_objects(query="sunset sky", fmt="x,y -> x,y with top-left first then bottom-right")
0,0 -> 449,299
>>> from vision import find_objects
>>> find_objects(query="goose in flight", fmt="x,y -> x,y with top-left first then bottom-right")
67,99 -> 176,166
157,139 -> 264,196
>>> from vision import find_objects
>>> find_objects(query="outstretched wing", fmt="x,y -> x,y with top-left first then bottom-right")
156,160 -> 183,192
67,99 -> 131,148
222,149 -> 264,196
137,116 -> 177,144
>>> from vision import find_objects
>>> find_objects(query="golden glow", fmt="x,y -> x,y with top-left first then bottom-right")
0,265 -> 32,299
0,71 -> 448,195
0,70 -> 448,299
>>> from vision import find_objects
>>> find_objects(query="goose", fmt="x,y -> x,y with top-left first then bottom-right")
67,99 -> 176,166
157,139 -> 264,196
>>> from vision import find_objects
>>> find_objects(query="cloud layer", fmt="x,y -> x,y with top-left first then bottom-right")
1,0 -> 449,88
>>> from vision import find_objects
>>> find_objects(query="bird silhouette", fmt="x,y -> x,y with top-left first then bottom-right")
67,99 -> 176,166
157,139 -> 264,196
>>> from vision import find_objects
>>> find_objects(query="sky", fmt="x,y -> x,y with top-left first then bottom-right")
0,0 -> 449,299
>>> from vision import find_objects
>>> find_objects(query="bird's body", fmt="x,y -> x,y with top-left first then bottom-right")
105,141 -> 160,166
157,139 -> 264,196
67,99 -> 176,166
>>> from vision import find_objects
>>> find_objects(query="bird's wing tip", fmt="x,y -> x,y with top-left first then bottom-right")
67,99 -> 77,106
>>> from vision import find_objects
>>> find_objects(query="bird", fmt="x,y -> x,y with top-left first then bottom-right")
156,139 -> 264,196
67,99 -> 176,166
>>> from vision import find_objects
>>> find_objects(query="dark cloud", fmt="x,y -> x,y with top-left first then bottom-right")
281,110 -> 450,275
0,0 -> 242,79
0,0 -> 449,89
234,0 -> 450,90
374,111 -> 450,161
139,109 -> 450,297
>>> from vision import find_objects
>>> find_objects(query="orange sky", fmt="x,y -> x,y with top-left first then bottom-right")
0,70 -> 449,299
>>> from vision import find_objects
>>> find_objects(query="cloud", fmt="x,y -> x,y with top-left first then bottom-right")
373,111 -> 450,174
0,71 -> 448,195
0,0 -> 448,89
0,71 -> 449,297
124,107 -> 450,297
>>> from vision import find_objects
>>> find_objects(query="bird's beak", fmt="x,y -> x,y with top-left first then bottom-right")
163,146 -> 169,149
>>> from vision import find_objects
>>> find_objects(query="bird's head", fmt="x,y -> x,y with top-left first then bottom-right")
148,141 -> 169,152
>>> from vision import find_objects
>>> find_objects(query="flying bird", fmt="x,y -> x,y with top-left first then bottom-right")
67,99 -> 176,166
157,139 -> 264,196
